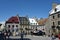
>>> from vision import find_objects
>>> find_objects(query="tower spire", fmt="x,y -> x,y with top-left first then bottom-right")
16,13 -> 19,17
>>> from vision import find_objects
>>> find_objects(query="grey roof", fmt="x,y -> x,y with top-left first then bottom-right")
19,17 -> 29,25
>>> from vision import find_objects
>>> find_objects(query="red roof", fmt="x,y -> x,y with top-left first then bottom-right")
6,16 -> 19,23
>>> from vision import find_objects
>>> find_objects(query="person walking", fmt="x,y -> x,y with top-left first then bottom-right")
58,33 -> 60,40
51,34 -> 56,40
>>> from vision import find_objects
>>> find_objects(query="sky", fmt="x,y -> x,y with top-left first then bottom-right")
0,0 -> 60,21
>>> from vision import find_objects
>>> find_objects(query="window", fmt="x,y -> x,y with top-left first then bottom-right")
16,29 -> 18,32
16,25 -> 18,27
53,22 -> 55,25
24,21 -> 25,24
57,26 -> 60,30
26,22 -> 28,24
32,20 -> 33,22
12,29 -> 14,32
36,23 -> 37,25
24,18 -> 25,21
8,25 -> 10,28
34,23 -> 35,25
22,21 -> 24,24
12,25 -> 14,28
53,16 -> 55,19
21,18 -> 23,21
58,14 -> 60,18
58,21 -> 60,25
55,8 -> 57,12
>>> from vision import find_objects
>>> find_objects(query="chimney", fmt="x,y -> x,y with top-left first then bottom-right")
52,3 -> 57,9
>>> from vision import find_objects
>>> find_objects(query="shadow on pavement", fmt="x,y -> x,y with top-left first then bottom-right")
6,38 -> 31,40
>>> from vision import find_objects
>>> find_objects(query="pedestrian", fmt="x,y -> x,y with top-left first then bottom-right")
21,32 -> 24,40
51,34 -> 56,40
58,33 -> 60,40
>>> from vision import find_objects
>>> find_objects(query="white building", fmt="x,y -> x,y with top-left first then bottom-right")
0,21 -> 5,31
29,18 -> 38,31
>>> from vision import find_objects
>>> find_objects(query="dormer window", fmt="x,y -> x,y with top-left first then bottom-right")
55,8 -> 57,12
32,20 -> 33,22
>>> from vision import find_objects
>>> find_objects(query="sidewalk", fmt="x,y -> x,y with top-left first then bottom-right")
8,35 -> 27,39
9,36 -> 21,39
8,35 -> 49,39
6,35 -> 59,40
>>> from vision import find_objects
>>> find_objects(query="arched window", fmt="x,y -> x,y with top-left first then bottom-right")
16,25 -> 18,27
8,25 -> 10,28
12,25 -> 14,28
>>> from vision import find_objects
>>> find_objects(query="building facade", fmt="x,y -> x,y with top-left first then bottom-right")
5,16 -> 20,36
5,15 -> 29,36
48,3 -> 60,36
38,18 -> 48,33
29,18 -> 38,31
19,16 -> 29,34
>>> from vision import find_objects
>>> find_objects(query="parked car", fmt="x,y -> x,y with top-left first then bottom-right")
31,30 -> 45,36
54,34 -> 58,38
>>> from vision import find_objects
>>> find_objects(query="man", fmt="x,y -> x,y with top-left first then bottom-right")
51,34 -> 56,40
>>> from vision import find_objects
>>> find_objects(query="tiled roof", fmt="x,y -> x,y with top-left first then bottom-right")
6,16 -> 29,25
6,16 -> 19,23
49,4 -> 60,15
19,17 -> 29,25
38,18 -> 48,26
